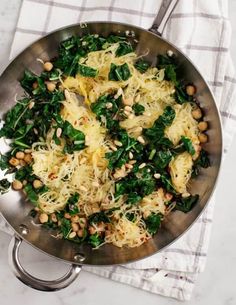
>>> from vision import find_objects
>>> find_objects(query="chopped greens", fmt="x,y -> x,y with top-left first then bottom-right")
77,63 -> 98,77
89,233 -> 104,248
109,63 -> 131,81
145,213 -> 162,235
133,103 -> 145,115
134,59 -> 150,73
0,179 -> 11,194
175,194 -> 199,213
181,136 -> 195,156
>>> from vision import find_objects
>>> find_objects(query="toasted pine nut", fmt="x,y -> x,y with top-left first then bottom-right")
124,105 -> 132,112
114,140 -> 123,147
137,136 -> 145,144
129,151 -> 133,159
129,160 -> 137,165
106,102 -> 113,109
182,192 -> 190,198
139,163 -> 146,169
154,173 -> 161,179
28,101 -> 35,109
125,163 -> 133,169
69,231 -> 76,239
56,127 -> 62,138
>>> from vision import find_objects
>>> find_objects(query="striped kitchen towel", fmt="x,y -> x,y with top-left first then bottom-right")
1,0 -> 236,301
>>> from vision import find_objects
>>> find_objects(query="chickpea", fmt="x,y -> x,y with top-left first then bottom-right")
64,213 -> 71,219
19,160 -> 27,167
77,229 -> 84,238
88,226 -> 96,235
122,97 -> 134,106
46,82 -> 56,92
72,223 -> 79,232
186,85 -> 196,96
192,107 -> 202,120
24,153 -> 32,164
16,151 -> 25,160
12,180 -> 23,190
39,213 -> 49,224
198,121 -> 208,131
79,218 -> 87,228
9,157 -> 20,167
71,215 -> 79,223
32,82 -> 38,89
43,61 -> 53,72
199,133 -> 208,143
33,179 -> 43,189
50,213 -> 57,223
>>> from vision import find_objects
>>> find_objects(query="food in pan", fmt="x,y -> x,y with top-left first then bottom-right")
0,34 -> 210,248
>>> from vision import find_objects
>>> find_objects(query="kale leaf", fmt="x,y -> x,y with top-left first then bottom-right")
88,211 -> 110,224
62,120 -> 85,153
181,136 -> 195,156
134,59 -> 150,73
115,42 -> 133,57
108,63 -> 131,81
77,64 -> 98,77
89,233 -> 104,248
133,103 -> 145,115
175,194 -> 199,213
145,213 -> 162,235
0,179 -> 11,194
65,193 -> 80,215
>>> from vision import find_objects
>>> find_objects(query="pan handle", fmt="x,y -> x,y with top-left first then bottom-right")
149,0 -> 179,35
8,235 -> 81,291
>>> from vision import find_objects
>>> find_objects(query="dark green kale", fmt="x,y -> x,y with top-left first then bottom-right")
145,213 -> 162,235
88,211 -> 110,224
133,103 -> 145,115
108,63 -> 131,81
77,64 -> 98,77
157,54 -> 192,104
192,149 -> 210,177
60,218 -> 72,238
23,184 -> 39,205
0,154 -> 10,170
65,193 -> 80,215
62,121 -> 85,153
181,136 -> 195,156
144,106 -> 175,148
175,194 -> 199,213
153,150 -> 173,171
0,179 -> 11,194
134,59 -> 150,73
115,41 -> 133,57
89,233 -> 104,248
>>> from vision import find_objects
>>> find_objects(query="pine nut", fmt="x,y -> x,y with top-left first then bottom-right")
106,102 -> 113,109
125,163 -> 133,169
33,179 -> 43,189
154,173 -> 161,179
114,140 -> 123,147
182,192 -> 190,198
69,231 -> 76,239
129,160 -> 137,165
124,105 -> 132,112
137,136 -> 145,144
56,127 -> 62,138
139,163 -> 146,169
129,151 -> 133,159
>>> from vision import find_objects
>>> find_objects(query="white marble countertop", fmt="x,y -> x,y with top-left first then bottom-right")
0,1 -> 236,304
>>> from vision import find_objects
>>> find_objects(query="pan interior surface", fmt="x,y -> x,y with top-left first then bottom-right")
0,22 -> 222,265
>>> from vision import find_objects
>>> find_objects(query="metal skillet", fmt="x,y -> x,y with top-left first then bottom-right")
0,0 -> 222,291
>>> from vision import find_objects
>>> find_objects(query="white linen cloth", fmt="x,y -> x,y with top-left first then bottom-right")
1,0 -> 236,301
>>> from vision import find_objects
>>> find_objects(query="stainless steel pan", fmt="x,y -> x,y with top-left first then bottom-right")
0,0 -> 222,291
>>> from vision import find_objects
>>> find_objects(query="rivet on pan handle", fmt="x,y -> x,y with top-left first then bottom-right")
8,235 -> 81,291
149,0 -> 179,35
